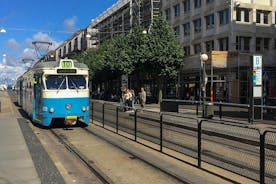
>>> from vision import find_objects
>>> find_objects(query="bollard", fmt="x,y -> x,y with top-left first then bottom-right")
102,103 -> 105,128
219,102 -> 222,120
259,131 -> 266,184
160,113 -> 163,152
247,105 -> 251,123
116,106 -> 119,133
134,109 -> 137,141
91,102 -> 94,124
197,120 -> 203,168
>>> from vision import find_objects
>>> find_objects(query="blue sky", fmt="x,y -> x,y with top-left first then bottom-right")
0,0 -> 117,83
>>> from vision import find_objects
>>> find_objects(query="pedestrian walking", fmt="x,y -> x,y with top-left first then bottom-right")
139,87 -> 146,111
120,87 -> 127,111
124,89 -> 132,111
130,89 -> 135,110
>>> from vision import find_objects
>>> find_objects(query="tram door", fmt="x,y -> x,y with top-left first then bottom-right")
33,74 -> 43,120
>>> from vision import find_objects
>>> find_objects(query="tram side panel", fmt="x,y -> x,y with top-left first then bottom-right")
21,81 -> 32,117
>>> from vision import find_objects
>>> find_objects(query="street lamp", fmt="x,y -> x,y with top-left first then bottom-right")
200,53 -> 209,117
0,28 -> 6,33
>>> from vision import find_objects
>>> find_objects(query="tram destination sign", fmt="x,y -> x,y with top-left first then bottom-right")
57,69 -> 77,73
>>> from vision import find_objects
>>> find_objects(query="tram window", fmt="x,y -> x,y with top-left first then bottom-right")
45,75 -> 66,90
68,75 -> 86,89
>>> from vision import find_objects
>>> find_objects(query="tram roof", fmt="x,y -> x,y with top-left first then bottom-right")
33,60 -> 88,70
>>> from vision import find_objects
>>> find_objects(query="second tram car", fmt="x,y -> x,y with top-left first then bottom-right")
16,59 -> 90,126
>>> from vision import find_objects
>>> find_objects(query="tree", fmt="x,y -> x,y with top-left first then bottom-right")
73,16 -> 183,103
100,34 -> 134,76
71,48 -> 104,78
144,16 -> 184,103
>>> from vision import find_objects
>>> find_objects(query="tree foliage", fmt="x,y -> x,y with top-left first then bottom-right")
73,16 -> 183,101
145,16 -> 183,79
71,48 -> 104,78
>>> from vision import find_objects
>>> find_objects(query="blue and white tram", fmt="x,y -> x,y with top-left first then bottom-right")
16,59 -> 90,126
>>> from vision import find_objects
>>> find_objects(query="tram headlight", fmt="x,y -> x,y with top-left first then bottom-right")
65,103 -> 72,110
49,107 -> 55,113
82,106 -> 86,112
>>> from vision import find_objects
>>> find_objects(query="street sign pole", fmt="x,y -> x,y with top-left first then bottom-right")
252,55 -> 263,121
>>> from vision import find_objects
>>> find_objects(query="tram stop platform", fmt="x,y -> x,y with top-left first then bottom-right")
0,91 -> 41,183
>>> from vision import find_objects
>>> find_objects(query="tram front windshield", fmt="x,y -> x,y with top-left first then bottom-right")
45,75 -> 86,90
68,75 -> 86,89
45,75 -> 66,90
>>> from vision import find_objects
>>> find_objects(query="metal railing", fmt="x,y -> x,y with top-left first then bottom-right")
161,99 -> 276,123
91,100 -> 276,184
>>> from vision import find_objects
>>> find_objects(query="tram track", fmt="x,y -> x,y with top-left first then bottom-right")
49,126 -> 185,184
82,126 -> 191,184
50,129 -> 113,184
9,92 -> 192,183
7,92 -> 265,183
92,110 -> 276,182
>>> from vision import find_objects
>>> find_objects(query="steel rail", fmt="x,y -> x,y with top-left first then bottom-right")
50,129 -> 112,184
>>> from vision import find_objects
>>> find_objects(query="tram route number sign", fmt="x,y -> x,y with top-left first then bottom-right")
61,60 -> 73,69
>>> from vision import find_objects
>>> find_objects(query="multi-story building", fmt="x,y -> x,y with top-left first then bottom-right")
88,0 -> 160,43
162,0 -> 276,103
55,0 -> 160,59
53,0 -> 161,101
54,0 -> 276,104
55,29 -> 87,61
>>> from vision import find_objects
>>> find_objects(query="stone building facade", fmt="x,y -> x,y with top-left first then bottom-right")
54,0 -> 276,104
162,0 -> 276,103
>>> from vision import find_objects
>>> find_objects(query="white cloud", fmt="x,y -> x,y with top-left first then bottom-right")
0,32 -> 63,84
7,38 -> 20,51
0,55 -> 26,82
63,16 -> 77,32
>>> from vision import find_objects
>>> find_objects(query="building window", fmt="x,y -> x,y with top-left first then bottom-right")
236,36 -> 250,51
183,0 -> 190,13
205,40 -> 214,52
264,38 -> 270,50
256,37 -> 270,51
183,23 -> 190,36
74,38 -> 78,51
263,11 -> 269,24
193,18 -> 201,33
63,46 -> 66,55
219,9 -> 229,25
184,46 -> 190,56
194,43 -> 201,54
206,0 -> 214,3
174,25 -> 180,36
256,10 -> 271,24
218,37 -> 229,51
194,0 -> 201,9
256,37 -> 262,51
205,14 -> 214,29
236,8 -> 250,22
174,4 -> 180,17
165,8 -> 171,21
68,41 -> 72,53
